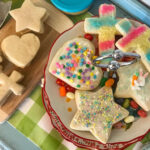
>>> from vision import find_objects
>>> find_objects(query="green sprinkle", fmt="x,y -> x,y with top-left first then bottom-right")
74,50 -> 79,54
78,76 -> 81,79
86,64 -> 90,68
99,77 -> 108,87
135,72 -> 139,76
59,56 -> 63,60
67,76 -> 70,79
77,84 -> 80,88
92,66 -> 95,70
79,69 -> 82,73
75,45 -> 78,49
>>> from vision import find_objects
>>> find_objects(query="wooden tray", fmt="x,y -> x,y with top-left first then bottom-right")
0,0 -> 73,123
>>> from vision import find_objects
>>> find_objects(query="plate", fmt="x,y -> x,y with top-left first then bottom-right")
42,20 -> 150,149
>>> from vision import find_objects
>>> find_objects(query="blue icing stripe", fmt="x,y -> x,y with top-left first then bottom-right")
87,17 -> 118,30
146,51 -> 150,61
119,21 -> 132,33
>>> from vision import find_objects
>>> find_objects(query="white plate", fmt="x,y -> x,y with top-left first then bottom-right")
43,20 -> 150,149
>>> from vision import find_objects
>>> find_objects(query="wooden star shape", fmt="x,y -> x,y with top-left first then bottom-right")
10,0 -> 47,33
70,86 -> 129,144
115,61 -> 150,111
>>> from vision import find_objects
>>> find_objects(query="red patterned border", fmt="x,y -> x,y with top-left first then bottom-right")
42,20 -> 150,150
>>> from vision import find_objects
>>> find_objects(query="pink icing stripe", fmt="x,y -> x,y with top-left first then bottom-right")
100,5 -> 115,15
99,40 -> 114,51
118,25 -> 147,47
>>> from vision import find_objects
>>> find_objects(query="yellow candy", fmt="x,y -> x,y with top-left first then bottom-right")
92,56 -> 98,60
90,72 -> 94,76
60,73 -> 64,77
86,81 -> 90,85
70,79 -> 74,83
77,72 -> 81,76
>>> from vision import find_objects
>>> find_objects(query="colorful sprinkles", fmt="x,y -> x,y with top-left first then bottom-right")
52,41 -> 100,89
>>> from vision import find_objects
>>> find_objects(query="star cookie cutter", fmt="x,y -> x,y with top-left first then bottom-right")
93,50 -> 141,71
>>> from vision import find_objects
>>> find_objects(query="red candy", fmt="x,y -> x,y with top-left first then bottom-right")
138,109 -> 147,118
84,33 -> 93,41
65,85 -> 75,93
56,78 -> 75,93
130,100 -> 139,109
56,79 -> 65,86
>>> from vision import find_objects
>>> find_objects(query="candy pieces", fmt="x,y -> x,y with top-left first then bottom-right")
49,38 -> 103,90
105,78 -> 114,87
66,92 -> 75,99
124,116 -> 135,124
1,33 -> 40,68
10,0 -> 47,33
84,33 -> 93,41
59,86 -> 66,97
84,4 -> 119,56
0,71 -> 24,106
116,18 -> 150,72
137,109 -> 147,118
130,100 -> 139,109
70,86 -> 129,144
115,61 -> 150,111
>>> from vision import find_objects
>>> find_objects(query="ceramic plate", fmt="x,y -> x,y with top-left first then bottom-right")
42,20 -> 150,150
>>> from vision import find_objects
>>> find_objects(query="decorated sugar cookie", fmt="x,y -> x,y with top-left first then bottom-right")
1,33 -> 40,68
70,86 -> 129,144
49,38 -> 103,90
0,70 -> 24,106
116,18 -> 150,72
9,0 -> 47,33
84,4 -> 119,56
115,61 -> 150,111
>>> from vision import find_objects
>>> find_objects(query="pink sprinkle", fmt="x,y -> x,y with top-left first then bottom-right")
52,70 -> 56,74
100,4 -> 115,16
68,67 -> 72,70
60,64 -> 64,69
66,47 -> 70,51
74,63 -> 78,67
71,60 -> 75,63
99,40 -> 114,51
78,48 -> 81,51
87,61 -> 91,64
118,25 -> 147,47
56,62 -> 61,68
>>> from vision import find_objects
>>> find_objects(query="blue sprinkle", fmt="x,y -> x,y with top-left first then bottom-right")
62,55 -> 66,58
93,75 -> 97,79
66,62 -> 70,66
81,58 -> 85,62
83,47 -> 87,50
70,64 -> 74,67
69,43 -> 73,47
80,62 -> 83,66
56,71 -> 60,75
80,50 -> 84,53
146,51 -> 150,61
69,50 -> 73,54
72,74 -> 76,78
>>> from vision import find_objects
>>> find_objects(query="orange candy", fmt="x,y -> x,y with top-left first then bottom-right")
71,67 -> 75,71
59,86 -> 66,96
105,78 -> 115,87
132,75 -> 138,86
72,54 -> 76,58
68,107 -> 72,112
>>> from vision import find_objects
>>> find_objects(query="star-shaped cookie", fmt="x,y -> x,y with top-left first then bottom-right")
115,61 -> 150,111
9,0 -> 47,33
70,86 -> 129,144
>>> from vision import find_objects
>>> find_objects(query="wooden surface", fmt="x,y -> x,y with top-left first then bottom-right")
0,0 -> 73,123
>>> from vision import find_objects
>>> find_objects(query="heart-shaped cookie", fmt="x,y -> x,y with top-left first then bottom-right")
49,37 -> 103,90
1,33 -> 40,68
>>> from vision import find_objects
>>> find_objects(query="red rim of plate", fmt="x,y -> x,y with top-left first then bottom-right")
42,19 -> 150,150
